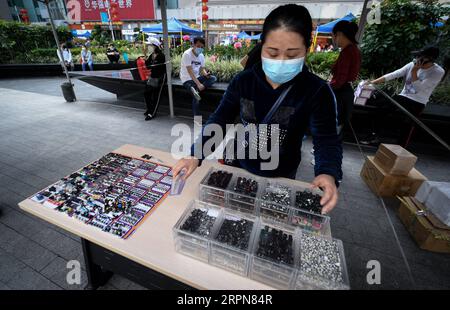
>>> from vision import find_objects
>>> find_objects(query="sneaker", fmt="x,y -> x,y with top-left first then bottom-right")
145,114 -> 153,121
360,133 -> 380,146
190,86 -> 201,101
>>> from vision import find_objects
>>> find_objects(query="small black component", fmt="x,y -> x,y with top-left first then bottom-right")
256,226 -> 294,266
206,170 -> 233,189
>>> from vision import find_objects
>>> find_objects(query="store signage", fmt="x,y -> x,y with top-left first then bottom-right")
218,20 -> 264,25
121,29 -> 136,35
69,0 -> 155,21
207,23 -> 238,30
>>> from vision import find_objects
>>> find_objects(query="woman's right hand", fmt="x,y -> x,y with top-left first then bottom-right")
172,157 -> 200,180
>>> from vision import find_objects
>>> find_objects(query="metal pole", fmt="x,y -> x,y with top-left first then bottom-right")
356,0 -> 370,43
43,0 -> 76,100
161,0 -> 175,118
107,6 -> 115,42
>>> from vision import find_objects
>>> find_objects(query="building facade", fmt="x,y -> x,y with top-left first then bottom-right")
154,0 -> 367,45
3,0 -> 68,24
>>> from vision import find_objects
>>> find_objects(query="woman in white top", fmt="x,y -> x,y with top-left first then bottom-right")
57,43 -> 74,71
361,46 -> 445,146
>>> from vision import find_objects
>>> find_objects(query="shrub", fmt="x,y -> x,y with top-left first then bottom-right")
306,51 -> 339,77
0,20 -> 72,64
430,79 -> 450,106
170,54 -> 243,83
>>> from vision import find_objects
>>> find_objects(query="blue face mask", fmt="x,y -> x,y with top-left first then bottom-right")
194,47 -> 204,56
262,56 -> 304,84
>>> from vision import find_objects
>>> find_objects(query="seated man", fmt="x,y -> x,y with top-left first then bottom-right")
180,37 -> 217,120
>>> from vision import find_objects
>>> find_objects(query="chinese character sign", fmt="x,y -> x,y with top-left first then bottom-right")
70,0 -> 154,21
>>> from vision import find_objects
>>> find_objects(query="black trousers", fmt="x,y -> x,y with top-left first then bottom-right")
333,83 -> 355,141
372,94 -> 425,145
334,83 -> 355,126
144,79 -> 162,115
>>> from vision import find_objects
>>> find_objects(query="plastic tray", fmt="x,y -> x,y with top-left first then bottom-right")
294,231 -> 350,290
199,168 -> 234,206
290,188 -> 331,236
226,172 -> 263,214
248,219 -> 299,289
258,180 -> 293,223
209,210 -> 259,276
173,200 -> 222,262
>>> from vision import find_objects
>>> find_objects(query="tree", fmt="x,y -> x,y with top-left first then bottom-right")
360,0 -> 449,76
91,24 -> 111,46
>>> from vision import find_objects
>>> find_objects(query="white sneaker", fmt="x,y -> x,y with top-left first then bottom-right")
190,86 -> 201,101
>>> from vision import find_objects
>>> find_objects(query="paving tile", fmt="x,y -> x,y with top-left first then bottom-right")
31,228 -> 83,262
0,248 -> 28,283
0,223 -> 57,272
0,85 -> 449,290
40,257 -> 88,290
0,281 -> 11,290
6,266 -> 62,290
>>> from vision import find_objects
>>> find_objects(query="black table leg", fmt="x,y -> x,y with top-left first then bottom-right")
82,238 -> 113,290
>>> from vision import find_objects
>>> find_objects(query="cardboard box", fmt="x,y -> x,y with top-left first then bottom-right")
360,156 -> 427,197
374,144 -> 417,176
398,197 -> 450,253
415,181 -> 450,226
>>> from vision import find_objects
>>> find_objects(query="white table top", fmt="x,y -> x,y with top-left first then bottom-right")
19,144 -> 312,290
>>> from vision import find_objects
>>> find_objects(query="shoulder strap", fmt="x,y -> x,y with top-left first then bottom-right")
262,84 -> 293,124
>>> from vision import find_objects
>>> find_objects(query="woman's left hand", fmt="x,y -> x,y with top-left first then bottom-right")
311,174 -> 339,214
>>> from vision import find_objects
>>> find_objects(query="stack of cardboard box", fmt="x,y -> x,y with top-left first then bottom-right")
398,195 -> 450,253
360,144 -> 427,197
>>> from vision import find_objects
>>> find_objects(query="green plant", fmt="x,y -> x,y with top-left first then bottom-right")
360,0 -> 449,76
430,79 -> 450,106
91,24 -> 111,46
306,51 -> 339,76
207,43 -> 255,60
0,20 -> 72,64
171,54 -> 243,83
170,40 -> 191,57
28,48 -> 58,63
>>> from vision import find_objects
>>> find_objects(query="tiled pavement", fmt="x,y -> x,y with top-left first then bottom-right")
0,78 -> 449,290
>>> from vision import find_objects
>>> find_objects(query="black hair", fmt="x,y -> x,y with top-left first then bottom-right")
333,20 -> 359,44
193,37 -> 205,45
153,44 -> 162,55
260,4 -> 313,48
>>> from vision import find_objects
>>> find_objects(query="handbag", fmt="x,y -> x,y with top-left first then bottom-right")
147,77 -> 161,88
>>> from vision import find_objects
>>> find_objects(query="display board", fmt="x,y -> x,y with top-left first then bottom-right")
30,152 -> 172,239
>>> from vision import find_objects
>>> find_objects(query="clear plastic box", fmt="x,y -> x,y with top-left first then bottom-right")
173,200 -> 222,263
294,231 -> 350,290
199,168 -> 234,206
209,210 -> 259,276
226,172 -> 263,214
249,219 -> 299,289
290,187 -> 331,236
258,180 -> 294,224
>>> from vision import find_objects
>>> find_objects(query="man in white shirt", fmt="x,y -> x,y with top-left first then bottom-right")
362,46 -> 445,146
180,37 -> 217,117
